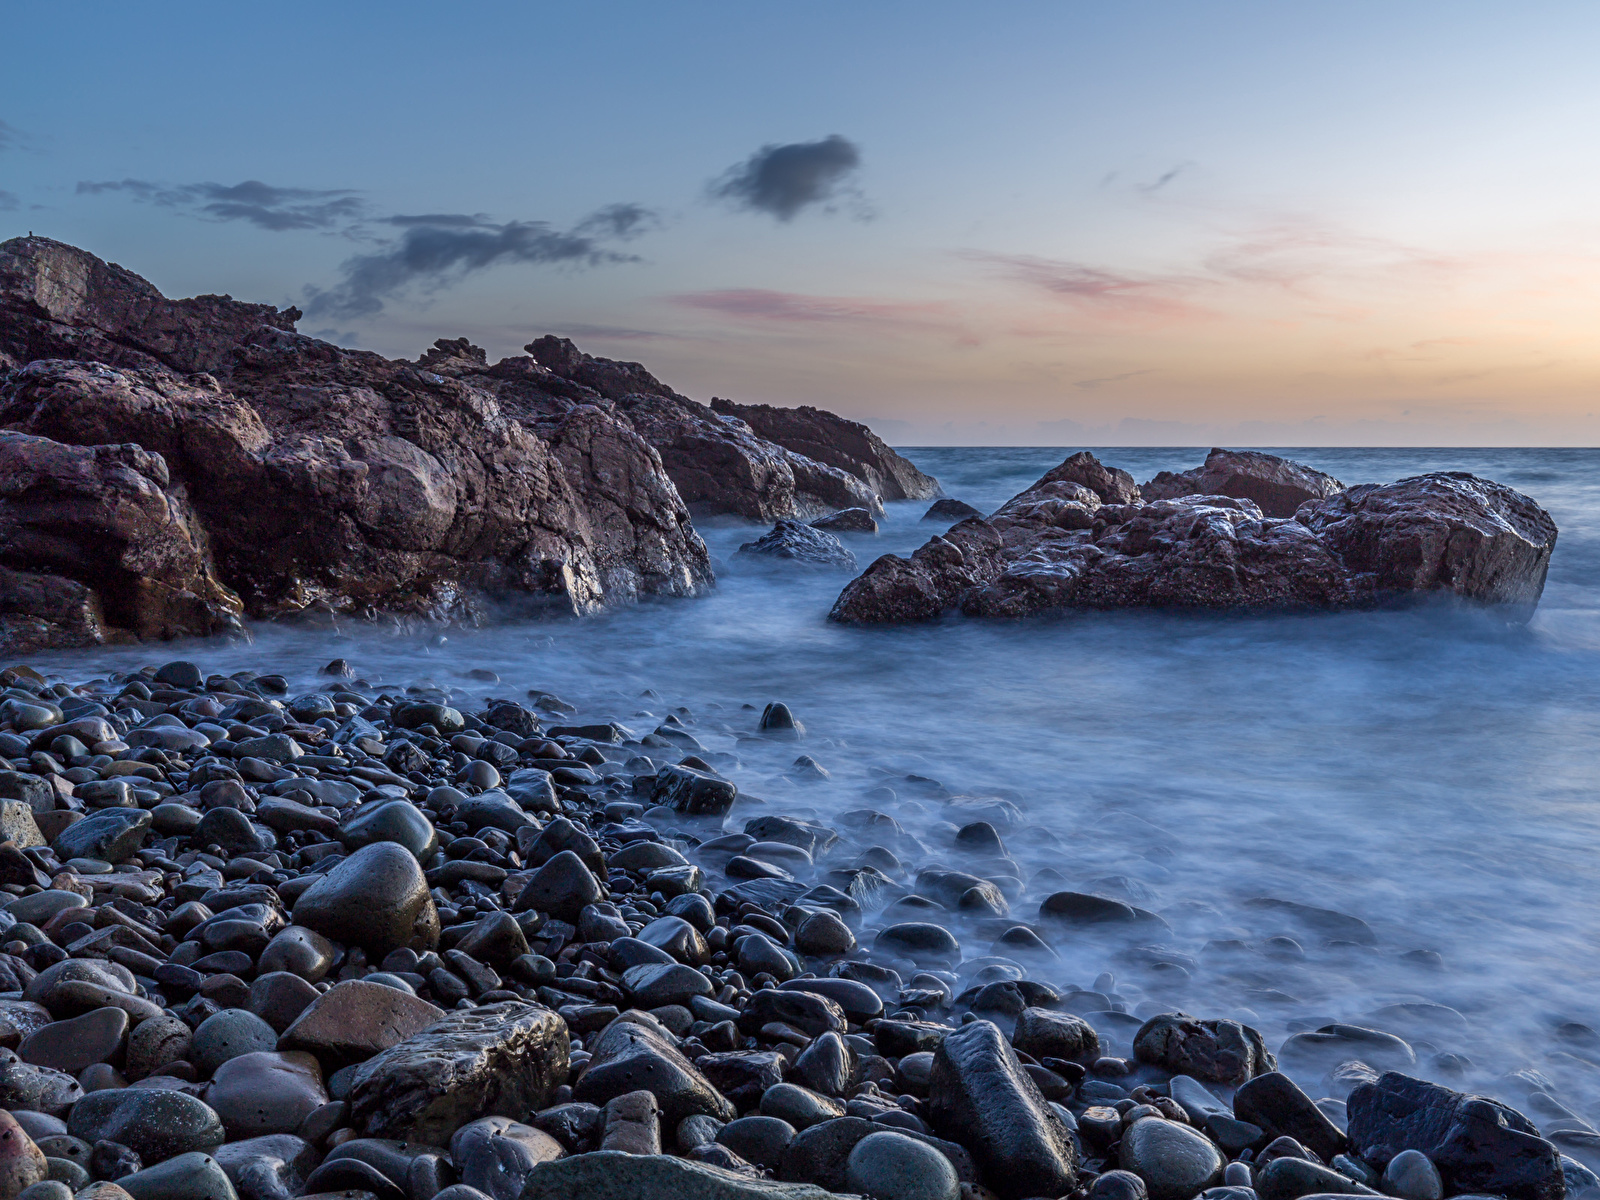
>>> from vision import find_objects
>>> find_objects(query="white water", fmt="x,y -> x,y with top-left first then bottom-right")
30,447 -> 1600,1136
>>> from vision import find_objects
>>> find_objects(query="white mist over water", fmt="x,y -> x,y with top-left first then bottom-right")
31,447 -> 1600,1134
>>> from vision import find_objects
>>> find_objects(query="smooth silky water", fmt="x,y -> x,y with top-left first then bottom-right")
31,447 -> 1600,1128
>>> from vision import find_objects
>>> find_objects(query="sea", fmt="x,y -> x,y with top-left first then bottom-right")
30,447 -> 1600,1129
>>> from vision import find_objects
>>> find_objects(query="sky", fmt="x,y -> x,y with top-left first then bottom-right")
6,1 -> 1600,445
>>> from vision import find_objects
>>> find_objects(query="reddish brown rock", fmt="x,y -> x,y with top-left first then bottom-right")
831,450 -> 1556,624
1142,448 -> 1344,517
709,396 -> 941,502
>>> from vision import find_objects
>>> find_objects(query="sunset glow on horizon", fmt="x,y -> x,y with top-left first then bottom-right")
9,1 -> 1600,444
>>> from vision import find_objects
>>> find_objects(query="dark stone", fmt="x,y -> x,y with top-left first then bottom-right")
292,842 -> 440,960
926,1020 -> 1076,1199
573,1014 -> 734,1125
67,1088 -> 224,1163
347,1002 -> 569,1144
738,522 -> 857,570
923,499 -> 983,522
738,990 -> 846,1040
1011,1008 -> 1100,1064
1132,1012 -> 1276,1085
649,767 -> 736,818
511,851 -> 603,923
1234,1072 -> 1348,1162
1345,1071 -> 1563,1200
779,1116 -> 977,1192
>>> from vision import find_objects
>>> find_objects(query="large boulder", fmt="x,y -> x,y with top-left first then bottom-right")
1298,473 -> 1557,617
1142,448 -> 1344,517
1345,1071 -> 1564,1200
831,450 -> 1557,624
708,397 -> 941,502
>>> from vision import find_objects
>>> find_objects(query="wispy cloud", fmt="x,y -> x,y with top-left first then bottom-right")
710,135 -> 866,221
967,252 -> 1208,323
1074,369 -> 1157,390
671,287 -> 953,330
76,178 -> 365,231
304,208 -> 658,319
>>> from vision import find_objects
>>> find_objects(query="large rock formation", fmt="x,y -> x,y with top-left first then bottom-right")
708,396 -> 941,503
0,237 -> 941,652
527,337 -> 907,520
0,238 -> 719,649
831,449 -> 1557,624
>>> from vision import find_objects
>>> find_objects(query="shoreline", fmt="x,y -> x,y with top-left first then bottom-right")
0,654 -> 1586,1200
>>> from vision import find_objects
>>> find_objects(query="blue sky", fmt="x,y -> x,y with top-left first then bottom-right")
7,1 -> 1600,443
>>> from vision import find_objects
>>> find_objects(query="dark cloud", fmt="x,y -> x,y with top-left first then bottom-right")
76,178 -> 365,231
710,135 -> 863,220
304,206 -> 658,319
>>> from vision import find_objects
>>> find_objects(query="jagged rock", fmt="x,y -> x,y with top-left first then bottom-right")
737,522 -> 857,569
529,337 -> 885,521
0,429 -> 242,653
347,1002 -> 569,1144
831,450 -> 1556,624
519,1150 -> 842,1200
1142,449 -> 1344,517
1345,1071 -> 1563,1200
0,237 -> 712,642
1132,1013 -> 1276,1086
707,397 -> 940,502
809,508 -> 878,535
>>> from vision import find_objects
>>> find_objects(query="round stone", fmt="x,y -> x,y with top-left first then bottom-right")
67,1089 -> 224,1163
206,1051 -> 328,1139
715,1116 -> 795,1170
292,842 -> 440,959
1384,1149 -> 1443,1200
18,1007 -> 128,1075
190,1010 -> 279,1078
1119,1116 -> 1224,1200
845,1130 -> 960,1200
256,927 -> 338,982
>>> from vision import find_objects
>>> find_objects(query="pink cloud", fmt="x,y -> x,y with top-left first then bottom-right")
669,287 -> 953,326
961,252 -> 1212,324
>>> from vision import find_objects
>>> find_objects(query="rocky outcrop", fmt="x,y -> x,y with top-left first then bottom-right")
1143,448 -> 1344,517
0,430 -> 242,650
831,450 -> 1557,624
0,238 -> 722,648
708,396 -> 941,502
528,337 -> 915,520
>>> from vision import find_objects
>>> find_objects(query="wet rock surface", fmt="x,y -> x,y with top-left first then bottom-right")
831,450 -> 1557,624
0,653 -> 1572,1200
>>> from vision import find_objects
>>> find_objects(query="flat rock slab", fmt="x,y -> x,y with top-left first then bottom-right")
348,1001 -> 568,1144
278,980 -> 444,1064
517,1150 -> 855,1200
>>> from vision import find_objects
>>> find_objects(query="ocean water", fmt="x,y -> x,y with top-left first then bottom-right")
30,447 -> 1600,1128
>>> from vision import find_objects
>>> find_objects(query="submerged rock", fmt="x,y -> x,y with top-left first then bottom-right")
737,522 -> 857,569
